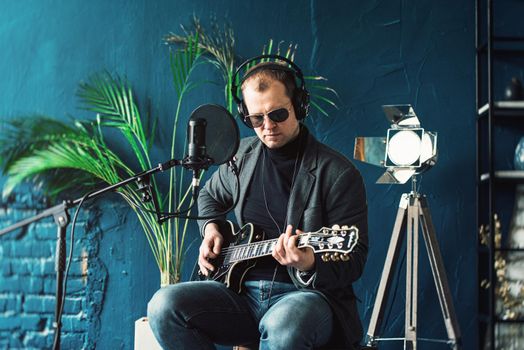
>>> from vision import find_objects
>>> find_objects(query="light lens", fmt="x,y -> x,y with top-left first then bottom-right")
387,130 -> 421,166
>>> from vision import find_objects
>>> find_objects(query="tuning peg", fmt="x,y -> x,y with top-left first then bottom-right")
331,252 -> 340,261
341,253 -> 350,261
331,224 -> 340,230
322,253 -> 330,262
341,225 -> 349,230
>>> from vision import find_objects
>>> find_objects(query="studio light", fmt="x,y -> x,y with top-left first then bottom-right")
354,105 -> 461,349
353,104 -> 437,184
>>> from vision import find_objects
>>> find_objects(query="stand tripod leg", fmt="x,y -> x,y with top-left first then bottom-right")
405,197 -> 419,350
366,194 -> 409,346
418,197 -> 462,350
52,208 -> 70,350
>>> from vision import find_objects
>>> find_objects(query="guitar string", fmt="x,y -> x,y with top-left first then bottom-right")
221,231 -> 355,264
219,230 -> 346,254
218,228 -> 353,253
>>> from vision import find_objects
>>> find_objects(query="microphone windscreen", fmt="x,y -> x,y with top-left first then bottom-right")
188,104 -> 239,165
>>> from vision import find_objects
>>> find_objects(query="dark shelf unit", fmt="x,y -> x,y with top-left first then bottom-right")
476,1 -> 524,349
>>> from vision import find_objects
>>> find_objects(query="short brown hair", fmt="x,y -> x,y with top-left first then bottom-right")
240,62 -> 297,99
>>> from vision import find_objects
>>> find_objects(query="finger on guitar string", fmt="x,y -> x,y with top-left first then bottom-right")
272,231 -> 286,263
199,232 -> 223,275
198,254 -> 215,275
286,234 -> 301,262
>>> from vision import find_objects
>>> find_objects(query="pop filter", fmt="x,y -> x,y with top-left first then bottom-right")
188,104 -> 239,165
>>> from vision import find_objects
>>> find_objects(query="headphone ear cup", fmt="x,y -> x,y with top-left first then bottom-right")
238,101 -> 254,128
238,101 -> 248,118
293,88 -> 310,121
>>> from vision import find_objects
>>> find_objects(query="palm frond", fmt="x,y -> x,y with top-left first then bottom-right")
168,30 -> 204,98
77,72 -> 151,171
0,116 -> 92,172
164,16 -> 236,112
165,16 -> 235,82
2,122 -> 128,198
31,169 -> 100,199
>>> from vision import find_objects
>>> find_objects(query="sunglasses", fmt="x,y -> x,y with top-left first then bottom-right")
243,107 -> 290,129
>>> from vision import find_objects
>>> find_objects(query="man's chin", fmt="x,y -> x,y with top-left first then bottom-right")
263,138 -> 285,149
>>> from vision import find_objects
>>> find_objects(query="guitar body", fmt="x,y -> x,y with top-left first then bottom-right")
194,222 -> 265,293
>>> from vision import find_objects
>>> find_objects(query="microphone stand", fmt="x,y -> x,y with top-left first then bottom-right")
0,155 -> 212,350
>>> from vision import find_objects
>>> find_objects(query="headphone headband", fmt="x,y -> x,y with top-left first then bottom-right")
231,54 -> 306,104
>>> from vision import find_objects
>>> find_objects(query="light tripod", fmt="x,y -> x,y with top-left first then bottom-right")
365,177 -> 462,349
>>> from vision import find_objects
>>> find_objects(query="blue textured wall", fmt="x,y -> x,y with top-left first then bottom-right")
0,0 -> 485,349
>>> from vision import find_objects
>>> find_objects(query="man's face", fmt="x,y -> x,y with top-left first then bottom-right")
242,78 -> 300,149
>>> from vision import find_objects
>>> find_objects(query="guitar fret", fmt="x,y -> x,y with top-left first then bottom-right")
239,247 -> 244,259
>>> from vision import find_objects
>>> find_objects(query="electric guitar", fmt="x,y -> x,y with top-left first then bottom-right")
194,220 -> 359,293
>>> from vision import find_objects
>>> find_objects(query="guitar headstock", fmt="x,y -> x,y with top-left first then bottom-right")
299,225 -> 359,262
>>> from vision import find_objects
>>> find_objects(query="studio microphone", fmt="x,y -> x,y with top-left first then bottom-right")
186,118 -> 207,197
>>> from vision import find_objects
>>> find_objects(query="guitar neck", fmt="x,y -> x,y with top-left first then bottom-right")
223,235 -> 308,264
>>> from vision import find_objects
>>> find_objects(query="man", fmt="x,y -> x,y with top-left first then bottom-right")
148,57 -> 368,350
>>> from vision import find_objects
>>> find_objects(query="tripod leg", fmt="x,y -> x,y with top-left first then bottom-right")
404,197 -> 419,350
418,197 -> 462,350
366,194 -> 409,346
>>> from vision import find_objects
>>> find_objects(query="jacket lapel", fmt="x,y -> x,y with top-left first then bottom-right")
235,140 -> 262,225
286,133 -> 318,229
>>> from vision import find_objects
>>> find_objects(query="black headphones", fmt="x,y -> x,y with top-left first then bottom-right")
231,55 -> 310,126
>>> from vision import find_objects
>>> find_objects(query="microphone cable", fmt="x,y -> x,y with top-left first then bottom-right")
52,189 -> 98,350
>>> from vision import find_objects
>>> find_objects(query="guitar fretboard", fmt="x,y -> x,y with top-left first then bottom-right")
222,236 -> 309,265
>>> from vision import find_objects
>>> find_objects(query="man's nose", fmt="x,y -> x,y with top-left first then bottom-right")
262,115 -> 276,129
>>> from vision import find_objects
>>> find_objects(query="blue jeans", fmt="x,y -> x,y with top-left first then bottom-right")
147,280 -> 333,350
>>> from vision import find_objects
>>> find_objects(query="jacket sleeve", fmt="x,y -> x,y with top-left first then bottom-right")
291,165 -> 368,290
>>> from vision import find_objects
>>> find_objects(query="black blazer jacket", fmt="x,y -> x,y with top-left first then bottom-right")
198,127 -> 368,349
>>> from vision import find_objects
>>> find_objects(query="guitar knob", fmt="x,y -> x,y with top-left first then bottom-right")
331,253 -> 340,261
341,225 -> 349,230
341,253 -> 350,261
322,253 -> 330,262
331,224 -> 340,230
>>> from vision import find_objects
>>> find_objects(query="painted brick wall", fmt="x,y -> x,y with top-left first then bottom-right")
0,189 -> 107,349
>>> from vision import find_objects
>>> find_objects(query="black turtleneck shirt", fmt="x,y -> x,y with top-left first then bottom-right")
242,128 -> 304,282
